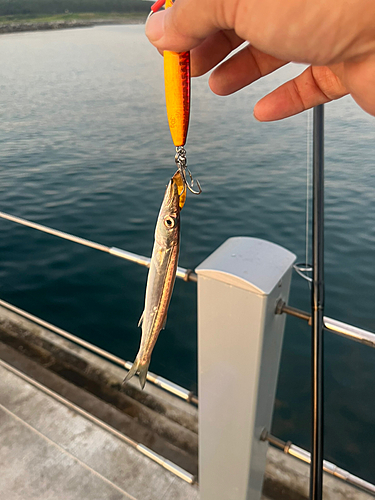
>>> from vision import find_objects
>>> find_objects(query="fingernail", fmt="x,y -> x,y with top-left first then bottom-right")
145,11 -> 165,43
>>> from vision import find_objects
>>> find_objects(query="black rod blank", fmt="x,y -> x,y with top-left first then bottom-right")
310,105 -> 325,500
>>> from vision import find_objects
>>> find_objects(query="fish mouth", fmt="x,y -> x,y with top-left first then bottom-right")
163,178 -> 180,208
162,170 -> 186,211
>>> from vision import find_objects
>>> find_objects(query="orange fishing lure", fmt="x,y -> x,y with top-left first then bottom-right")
163,0 -> 190,147
150,0 -> 201,194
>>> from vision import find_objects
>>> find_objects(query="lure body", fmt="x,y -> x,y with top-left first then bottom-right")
124,172 -> 185,389
164,0 -> 190,147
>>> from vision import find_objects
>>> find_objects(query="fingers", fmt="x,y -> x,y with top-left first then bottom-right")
146,0 -> 238,53
146,0 -> 375,69
254,65 -> 348,121
208,44 -> 287,95
190,30 -> 244,77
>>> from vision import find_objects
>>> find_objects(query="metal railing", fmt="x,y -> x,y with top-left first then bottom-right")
263,432 -> 375,495
276,300 -> 375,349
1,294 -> 374,495
0,210 -> 374,495
0,297 -> 197,405
1,210 -> 373,350
0,211 -> 197,282
0,359 -> 195,484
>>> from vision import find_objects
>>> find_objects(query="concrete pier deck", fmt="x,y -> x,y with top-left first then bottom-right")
0,361 -> 199,500
0,301 -> 373,500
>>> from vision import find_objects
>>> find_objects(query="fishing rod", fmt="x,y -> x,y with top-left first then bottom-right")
310,104 -> 325,500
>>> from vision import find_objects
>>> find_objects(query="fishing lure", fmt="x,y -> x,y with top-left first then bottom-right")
163,0 -> 190,149
151,0 -> 201,194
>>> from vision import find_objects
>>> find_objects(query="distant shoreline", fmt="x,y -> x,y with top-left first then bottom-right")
0,15 -> 147,35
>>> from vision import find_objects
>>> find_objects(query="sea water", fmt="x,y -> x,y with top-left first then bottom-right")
0,24 -> 374,482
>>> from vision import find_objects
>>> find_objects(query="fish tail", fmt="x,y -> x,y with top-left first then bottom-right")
138,359 -> 150,389
123,356 -> 150,390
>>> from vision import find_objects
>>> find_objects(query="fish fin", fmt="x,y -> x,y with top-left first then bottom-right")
138,311 -> 144,328
162,316 -> 167,330
138,359 -> 150,389
123,356 -> 150,390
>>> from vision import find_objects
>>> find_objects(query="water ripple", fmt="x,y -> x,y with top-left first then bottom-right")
0,25 -> 374,482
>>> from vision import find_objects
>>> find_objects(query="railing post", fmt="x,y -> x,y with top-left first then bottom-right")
196,237 -> 296,500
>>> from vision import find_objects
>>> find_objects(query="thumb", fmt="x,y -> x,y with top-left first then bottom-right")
145,0 -> 235,52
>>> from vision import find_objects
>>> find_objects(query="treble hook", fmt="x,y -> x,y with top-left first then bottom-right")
175,146 -> 202,195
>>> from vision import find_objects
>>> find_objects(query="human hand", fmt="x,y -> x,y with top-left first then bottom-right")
145,0 -> 375,121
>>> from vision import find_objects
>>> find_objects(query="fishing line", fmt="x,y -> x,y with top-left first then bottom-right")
306,108 -> 312,269
294,109 -> 313,284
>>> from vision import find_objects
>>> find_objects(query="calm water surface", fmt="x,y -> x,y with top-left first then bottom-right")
0,25 -> 374,482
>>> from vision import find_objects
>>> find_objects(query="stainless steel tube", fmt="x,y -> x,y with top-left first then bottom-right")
288,444 -> 375,495
264,433 -> 375,496
0,211 -> 109,252
277,301 -> 375,349
0,359 -> 196,484
323,317 -> 375,348
0,211 -> 197,282
0,298 -> 197,405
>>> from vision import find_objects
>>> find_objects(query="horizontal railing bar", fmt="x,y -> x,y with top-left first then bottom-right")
0,359 -> 195,484
263,432 -> 375,495
4,352 -> 373,493
2,211 -> 372,387
0,298 -> 197,404
276,300 -> 375,349
323,317 -> 375,349
1,287 -> 372,491
0,210 -> 110,252
0,211 -> 197,282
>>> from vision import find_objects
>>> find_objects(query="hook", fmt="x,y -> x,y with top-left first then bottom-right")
175,147 -> 202,195
184,167 -> 202,195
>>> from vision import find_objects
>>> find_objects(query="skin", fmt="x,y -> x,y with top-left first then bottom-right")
145,0 -> 375,121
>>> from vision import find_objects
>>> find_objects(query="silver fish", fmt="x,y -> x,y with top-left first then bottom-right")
124,172 -> 185,389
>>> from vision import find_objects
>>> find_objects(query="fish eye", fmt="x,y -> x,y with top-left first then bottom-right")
164,216 -> 175,229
